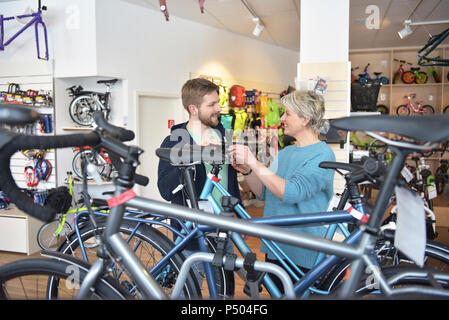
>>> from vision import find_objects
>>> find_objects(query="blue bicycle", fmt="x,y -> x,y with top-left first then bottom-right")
56,146 -> 449,299
358,63 -> 389,85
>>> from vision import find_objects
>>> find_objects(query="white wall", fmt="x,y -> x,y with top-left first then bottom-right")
1,0 -> 299,187
94,0 -> 298,132
299,0 -> 349,63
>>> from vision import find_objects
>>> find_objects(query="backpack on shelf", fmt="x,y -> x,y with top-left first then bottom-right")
229,85 -> 246,108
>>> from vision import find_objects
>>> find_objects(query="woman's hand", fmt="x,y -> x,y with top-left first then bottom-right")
228,144 -> 257,169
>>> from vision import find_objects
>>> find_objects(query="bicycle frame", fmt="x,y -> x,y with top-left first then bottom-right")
406,96 -> 425,113
0,3 -> 49,60
74,128 -> 449,300
70,188 -> 359,298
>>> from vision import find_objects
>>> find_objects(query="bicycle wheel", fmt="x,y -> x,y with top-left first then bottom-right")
375,239 -> 449,272
359,77 -> 368,85
72,149 -> 106,180
432,70 -> 441,83
69,95 -> 100,126
376,104 -> 389,114
435,167 -> 446,194
58,218 -> 202,299
0,258 -> 127,299
420,105 -> 434,115
444,105 -> 449,114
401,71 -> 415,84
37,219 -> 72,250
380,77 -> 389,85
319,239 -> 449,294
414,72 -> 428,84
392,71 -> 401,84
396,105 -> 410,116
352,265 -> 449,298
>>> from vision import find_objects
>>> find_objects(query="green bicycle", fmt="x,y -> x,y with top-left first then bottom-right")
413,60 -> 441,84
36,172 -> 107,250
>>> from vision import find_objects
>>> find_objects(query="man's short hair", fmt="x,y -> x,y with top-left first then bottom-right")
181,78 -> 219,113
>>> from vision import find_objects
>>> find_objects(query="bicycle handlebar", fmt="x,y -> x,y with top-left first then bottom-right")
92,112 -> 134,142
0,132 -> 101,222
0,110 -> 146,222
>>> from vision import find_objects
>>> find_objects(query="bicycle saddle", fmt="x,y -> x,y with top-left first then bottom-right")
156,145 -> 226,166
374,72 -> 382,76
331,115 -> 449,143
97,79 -> 118,85
0,105 -> 40,125
319,161 -> 362,172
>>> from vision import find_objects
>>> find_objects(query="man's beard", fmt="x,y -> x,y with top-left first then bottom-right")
198,110 -> 220,127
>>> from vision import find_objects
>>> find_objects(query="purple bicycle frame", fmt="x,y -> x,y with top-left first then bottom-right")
0,8 -> 49,60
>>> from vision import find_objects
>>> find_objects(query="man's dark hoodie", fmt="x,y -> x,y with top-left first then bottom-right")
157,121 -> 242,207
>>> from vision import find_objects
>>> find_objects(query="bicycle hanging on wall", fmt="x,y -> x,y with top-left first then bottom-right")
0,0 -> 49,60
66,79 -> 118,127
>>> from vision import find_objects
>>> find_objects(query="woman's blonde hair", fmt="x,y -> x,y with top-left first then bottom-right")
280,90 -> 325,133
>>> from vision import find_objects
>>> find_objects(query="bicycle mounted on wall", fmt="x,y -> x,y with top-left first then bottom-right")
418,27 -> 449,67
0,0 -> 49,60
66,79 -> 118,127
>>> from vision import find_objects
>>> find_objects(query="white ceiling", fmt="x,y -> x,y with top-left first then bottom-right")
123,0 -> 449,51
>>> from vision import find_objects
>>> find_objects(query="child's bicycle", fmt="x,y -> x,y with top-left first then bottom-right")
358,63 -> 389,85
392,59 -> 413,84
396,93 -> 434,116
414,59 -> 442,83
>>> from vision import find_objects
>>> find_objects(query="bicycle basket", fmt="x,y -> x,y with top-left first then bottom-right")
351,83 -> 381,112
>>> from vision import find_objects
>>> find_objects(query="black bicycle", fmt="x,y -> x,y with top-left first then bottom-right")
67,79 -> 118,127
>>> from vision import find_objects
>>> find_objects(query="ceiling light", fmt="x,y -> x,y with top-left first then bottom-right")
241,0 -> 265,37
398,18 -> 449,39
398,20 -> 413,39
253,22 -> 264,37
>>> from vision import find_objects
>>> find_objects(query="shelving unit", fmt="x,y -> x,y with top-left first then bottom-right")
0,206 -> 43,255
0,61 -> 57,253
350,46 -> 449,227
350,45 -> 449,116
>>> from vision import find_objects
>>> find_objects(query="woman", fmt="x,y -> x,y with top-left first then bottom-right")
228,90 -> 336,291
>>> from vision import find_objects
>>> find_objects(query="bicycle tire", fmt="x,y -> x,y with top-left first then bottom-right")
319,239 -> 449,294
396,105 -> 410,116
72,149 -> 106,180
58,219 -> 202,299
37,219 -> 72,251
392,71 -> 401,84
352,265 -> 449,298
420,105 -> 435,115
444,105 -> 449,114
376,104 -> 389,114
380,77 -> 389,85
69,95 -> 100,126
435,167 -> 446,194
203,236 -> 235,298
432,70 -> 441,83
0,258 -> 126,300
401,71 -> 415,84
414,71 -> 428,84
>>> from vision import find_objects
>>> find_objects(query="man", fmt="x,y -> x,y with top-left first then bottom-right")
157,78 -> 241,208
157,78 -> 240,297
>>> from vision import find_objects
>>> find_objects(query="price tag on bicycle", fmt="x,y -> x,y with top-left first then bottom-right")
393,186 -> 426,267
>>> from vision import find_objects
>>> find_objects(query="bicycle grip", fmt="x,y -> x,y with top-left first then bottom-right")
92,111 -> 134,142
0,132 -> 101,222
